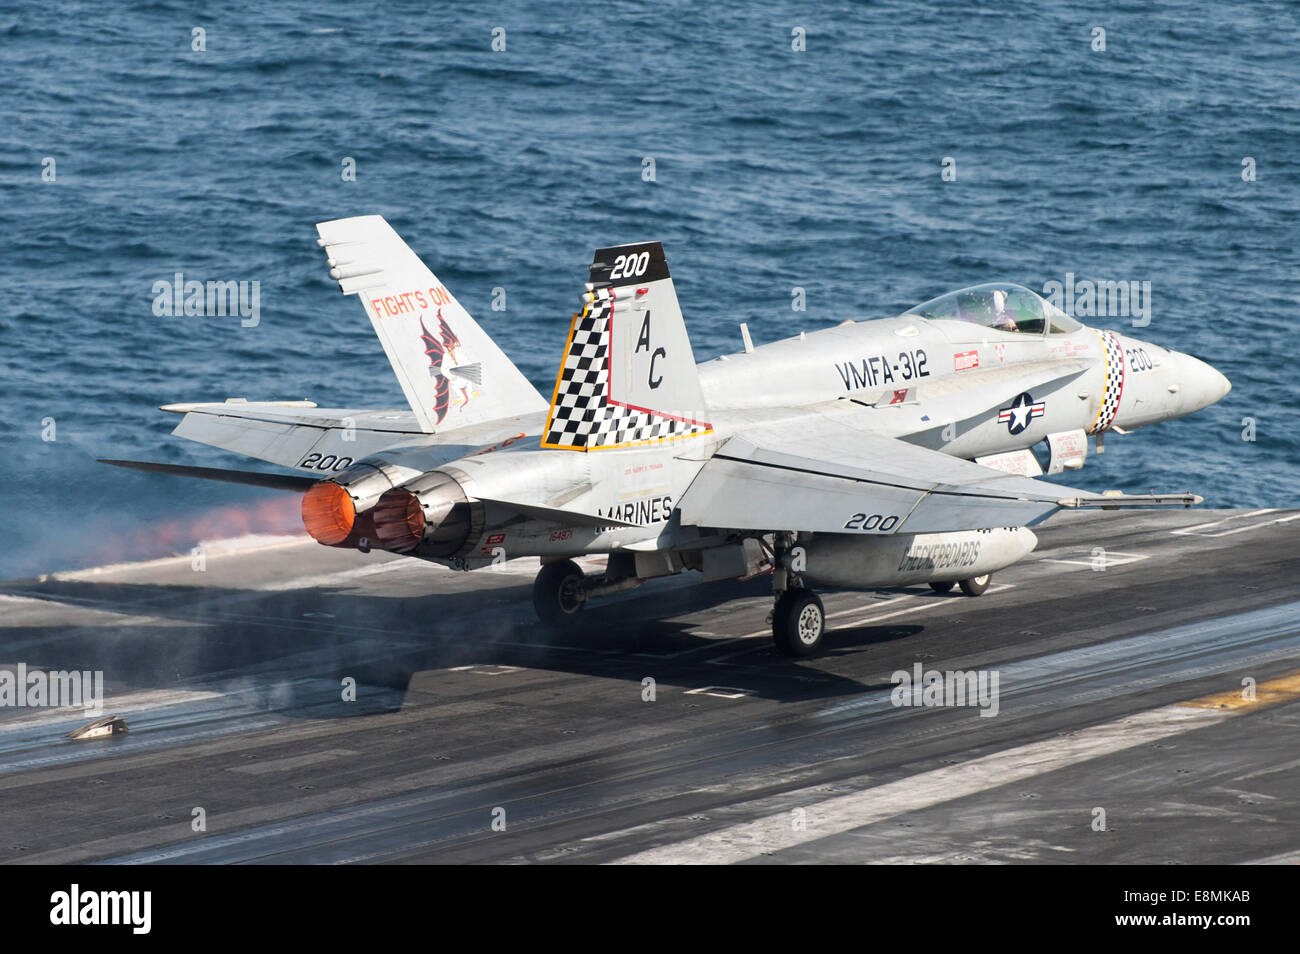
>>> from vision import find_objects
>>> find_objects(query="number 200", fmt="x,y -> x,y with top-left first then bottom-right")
300,453 -> 353,472
610,251 -> 650,280
843,512 -> 899,532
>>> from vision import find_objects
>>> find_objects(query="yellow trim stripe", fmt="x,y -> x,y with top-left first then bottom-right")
539,312 -> 583,449
577,426 -> 715,452
1087,329 -> 1110,435
539,294 -> 715,452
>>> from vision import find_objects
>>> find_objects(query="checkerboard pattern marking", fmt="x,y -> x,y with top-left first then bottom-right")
1089,329 -> 1125,434
542,289 -> 712,450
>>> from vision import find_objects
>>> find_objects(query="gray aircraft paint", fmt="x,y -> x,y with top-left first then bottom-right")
136,217 -> 1229,593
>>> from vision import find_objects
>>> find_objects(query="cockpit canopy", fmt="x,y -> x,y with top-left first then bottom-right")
904,282 -> 1082,335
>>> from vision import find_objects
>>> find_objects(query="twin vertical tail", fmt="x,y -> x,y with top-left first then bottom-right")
315,215 -> 546,433
542,242 -> 713,451
315,220 -> 709,449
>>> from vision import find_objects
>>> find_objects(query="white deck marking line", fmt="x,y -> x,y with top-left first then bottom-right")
683,686 -> 752,699
608,704 -> 1227,864
1041,551 -> 1148,568
1169,509 -> 1282,536
1170,509 -> 1275,533
699,586 -> 1016,664
722,595 -> 936,644
827,595 -> 918,620
831,583 -> 1014,631
1205,512 -> 1300,537
701,588 -> 1016,666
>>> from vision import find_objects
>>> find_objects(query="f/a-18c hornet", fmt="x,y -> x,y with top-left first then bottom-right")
105,216 -> 1231,656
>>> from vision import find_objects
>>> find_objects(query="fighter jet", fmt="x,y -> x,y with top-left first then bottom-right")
105,216 -> 1232,656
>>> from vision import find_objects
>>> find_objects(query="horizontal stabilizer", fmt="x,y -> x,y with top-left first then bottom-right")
164,401 -> 425,471
99,459 -> 316,491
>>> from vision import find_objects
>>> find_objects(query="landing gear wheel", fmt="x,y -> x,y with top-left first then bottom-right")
928,581 -> 956,594
534,560 -> 586,626
959,573 -> 991,597
772,589 -> 826,657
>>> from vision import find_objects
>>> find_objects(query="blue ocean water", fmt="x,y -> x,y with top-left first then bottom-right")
1,1 -> 1297,579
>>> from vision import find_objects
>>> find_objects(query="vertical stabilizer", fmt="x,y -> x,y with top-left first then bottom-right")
315,215 -> 546,433
542,242 -> 713,451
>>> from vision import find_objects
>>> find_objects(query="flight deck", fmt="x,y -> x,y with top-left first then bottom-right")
1,509 -> 1297,864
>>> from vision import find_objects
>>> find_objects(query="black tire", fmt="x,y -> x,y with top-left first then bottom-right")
959,573 -> 992,597
928,581 -> 956,594
533,560 -> 586,625
772,589 -> 826,657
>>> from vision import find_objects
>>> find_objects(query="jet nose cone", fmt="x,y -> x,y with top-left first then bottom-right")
1178,352 -> 1231,409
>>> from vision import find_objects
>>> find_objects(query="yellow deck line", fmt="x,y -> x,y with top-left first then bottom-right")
1178,671 -> 1300,711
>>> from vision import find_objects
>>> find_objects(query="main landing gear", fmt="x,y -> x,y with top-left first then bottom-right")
533,548 -> 992,651
533,559 -> 587,626
769,533 -> 826,657
764,530 -> 995,656
532,556 -> 646,628
772,587 -> 826,657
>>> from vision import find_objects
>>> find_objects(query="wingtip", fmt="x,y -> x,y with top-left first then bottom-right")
159,399 -> 317,413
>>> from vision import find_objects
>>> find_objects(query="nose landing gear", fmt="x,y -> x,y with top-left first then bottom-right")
929,574 -> 992,596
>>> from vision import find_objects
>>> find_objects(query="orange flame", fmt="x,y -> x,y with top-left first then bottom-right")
301,482 -> 356,545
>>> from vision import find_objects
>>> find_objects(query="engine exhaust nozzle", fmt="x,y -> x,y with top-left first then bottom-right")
371,488 -> 425,552
301,481 -> 356,545
371,470 -> 476,556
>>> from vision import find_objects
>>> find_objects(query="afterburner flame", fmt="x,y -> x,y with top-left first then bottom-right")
371,488 -> 425,552
301,481 -> 356,545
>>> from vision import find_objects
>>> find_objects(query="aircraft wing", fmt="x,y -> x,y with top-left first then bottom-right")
676,408 -> 1198,535
163,400 -> 425,470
